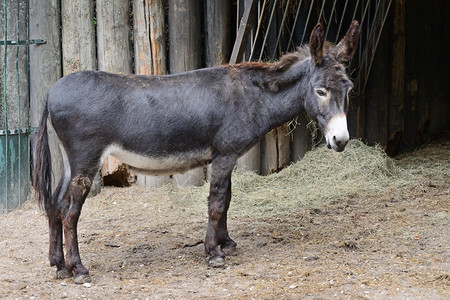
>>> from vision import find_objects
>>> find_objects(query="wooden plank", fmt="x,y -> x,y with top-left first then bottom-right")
277,123 -> 291,169
133,0 -> 170,188
96,0 -> 133,185
205,0 -> 231,66
133,0 -> 152,75
149,0 -> 167,75
61,0 -> 96,75
386,0 -> 405,156
29,0 -> 63,194
168,0 -> 204,186
204,0 -> 231,181
260,129 -> 278,175
96,0 -> 132,73
229,0 -> 256,64
291,113 -> 312,162
61,0 -> 100,196
235,0 -> 260,173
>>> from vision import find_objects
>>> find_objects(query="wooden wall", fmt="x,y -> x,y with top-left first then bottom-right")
28,0 -> 450,191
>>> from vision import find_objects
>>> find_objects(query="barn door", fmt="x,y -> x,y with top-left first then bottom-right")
0,0 -> 44,213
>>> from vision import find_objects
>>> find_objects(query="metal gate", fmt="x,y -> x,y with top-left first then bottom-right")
0,0 -> 31,213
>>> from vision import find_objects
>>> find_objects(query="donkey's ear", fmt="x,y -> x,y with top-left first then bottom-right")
309,23 -> 325,65
335,20 -> 360,64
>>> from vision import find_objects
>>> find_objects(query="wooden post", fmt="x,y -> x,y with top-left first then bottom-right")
234,0 -> 260,173
386,0 -> 405,156
204,0 -> 231,181
168,0 -> 205,186
133,0 -> 170,188
291,113 -> 312,162
29,0 -> 63,193
61,0 -> 100,196
96,0 -> 133,185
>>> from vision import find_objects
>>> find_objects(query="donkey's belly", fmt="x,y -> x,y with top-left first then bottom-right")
101,144 -> 212,176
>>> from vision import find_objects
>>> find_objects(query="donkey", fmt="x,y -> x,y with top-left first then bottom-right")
34,21 -> 360,283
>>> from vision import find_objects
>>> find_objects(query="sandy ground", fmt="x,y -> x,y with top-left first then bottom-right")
0,143 -> 449,299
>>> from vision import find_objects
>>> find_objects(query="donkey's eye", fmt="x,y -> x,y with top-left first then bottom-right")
315,88 -> 327,97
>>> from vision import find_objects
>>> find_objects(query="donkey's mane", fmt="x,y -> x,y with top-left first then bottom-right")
229,41 -> 336,73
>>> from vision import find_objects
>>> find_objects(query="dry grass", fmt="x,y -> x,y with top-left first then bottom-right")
169,139 -> 449,218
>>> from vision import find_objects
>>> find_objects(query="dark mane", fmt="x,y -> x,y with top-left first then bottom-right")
225,46 -> 313,92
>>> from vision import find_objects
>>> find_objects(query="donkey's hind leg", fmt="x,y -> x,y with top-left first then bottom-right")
48,177 -> 71,279
48,145 -> 73,279
61,173 -> 93,283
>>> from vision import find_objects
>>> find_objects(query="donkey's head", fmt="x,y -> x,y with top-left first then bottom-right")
303,21 -> 360,152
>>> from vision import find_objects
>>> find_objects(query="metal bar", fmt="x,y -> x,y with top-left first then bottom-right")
286,0 -> 303,52
249,0 -> 268,61
26,0 -> 30,199
334,0 -> 350,44
325,0 -> 338,39
318,0 -> 326,23
230,0 -> 256,64
300,0 -> 315,45
257,0 -> 277,62
3,0 -> 9,212
272,0 -> 291,59
0,39 -> 46,45
16,0 -> 22,207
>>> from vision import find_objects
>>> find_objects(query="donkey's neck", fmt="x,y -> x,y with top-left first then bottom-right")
247,61 -> 311,132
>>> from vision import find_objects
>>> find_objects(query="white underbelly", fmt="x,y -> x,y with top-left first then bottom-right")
101,144 -> 212,175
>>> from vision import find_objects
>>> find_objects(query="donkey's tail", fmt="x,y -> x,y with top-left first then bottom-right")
33,94 -> 52,212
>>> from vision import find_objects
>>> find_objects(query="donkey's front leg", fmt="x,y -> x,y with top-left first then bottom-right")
62,175 -> 92,284
205,156 -> 237,267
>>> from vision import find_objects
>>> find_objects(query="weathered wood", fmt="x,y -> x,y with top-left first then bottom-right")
235,0 -> 260,173
29,0 -> 63,193
61,0 -> 96,75
148,0 -> 167,75
260,129 -> 278,175
133,0 -> 170,188
168,0 -> 204,186
96,0 -> 133,185
386,0 -> 405,156
277,123 -> 291,169
291,113 -> 312,162
204,0 -> 232,181
97,0 -> 132,73
229,0 -> 256,64
133,0 -> 152,75
61,0 -> 100,196
205,0 -> 231,66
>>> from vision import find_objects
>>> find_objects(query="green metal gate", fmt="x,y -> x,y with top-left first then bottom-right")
0,0 -> 31,213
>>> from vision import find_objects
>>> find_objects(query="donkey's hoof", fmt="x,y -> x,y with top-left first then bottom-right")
73,273 -> 91,284
208,255 -> 226,268
55,268 -> 72,279
221,241 -> 237,254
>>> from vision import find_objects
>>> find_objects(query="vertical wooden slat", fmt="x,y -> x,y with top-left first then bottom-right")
61,0 -> 100,196
29,0 -> 63,193
235,0 -> 260,173
96,0 -> 132,73
386,0 -> 405,156
133,0 -> 170,188
291,113 -> 312,162
204,0 -> 232,181
168,0 -> 204,186
96,0 -> 133,185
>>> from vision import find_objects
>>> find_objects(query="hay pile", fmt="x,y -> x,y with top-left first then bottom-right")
170,139 -> 449,216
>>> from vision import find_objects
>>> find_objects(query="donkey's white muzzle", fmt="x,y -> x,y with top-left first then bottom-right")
325,113 -> 349,152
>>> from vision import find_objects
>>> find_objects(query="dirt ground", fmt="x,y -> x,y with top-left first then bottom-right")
0,141 -> 448,299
